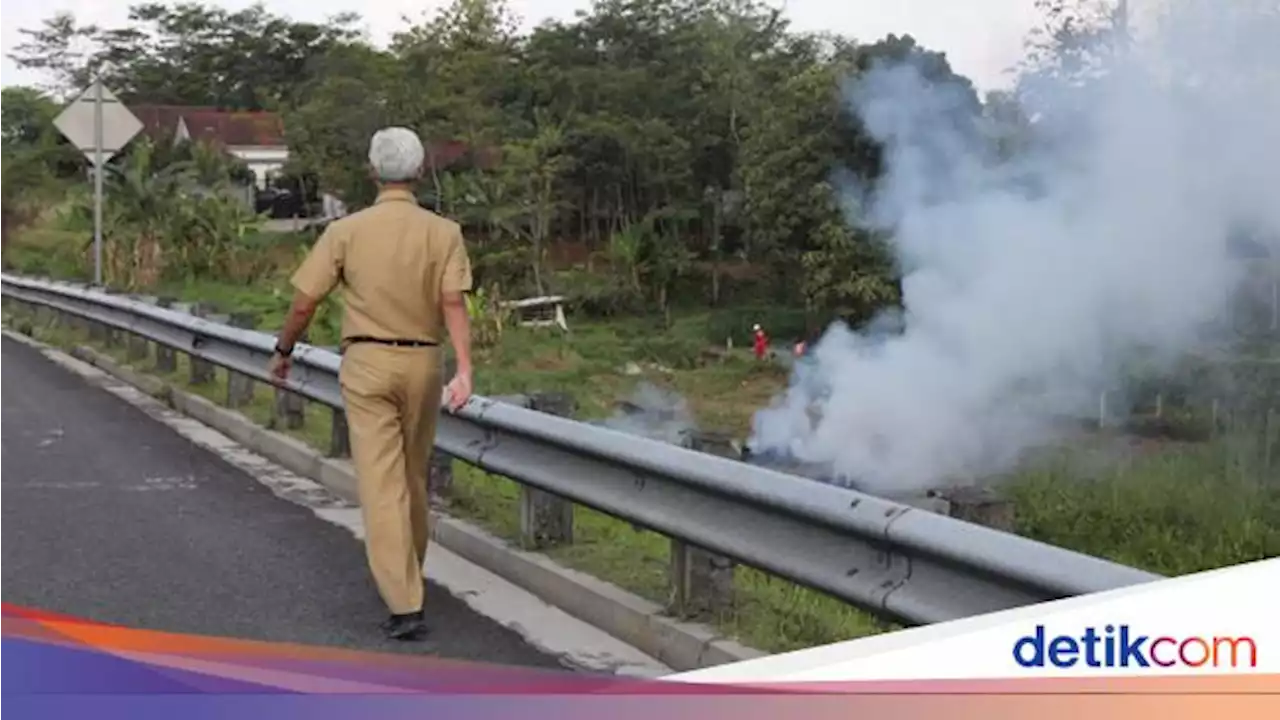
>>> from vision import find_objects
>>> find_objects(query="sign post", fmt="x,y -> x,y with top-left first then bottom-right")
53,80 -> 143,287
93,82 -> 104,286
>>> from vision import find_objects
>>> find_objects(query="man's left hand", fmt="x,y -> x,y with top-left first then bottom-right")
268,352 -> 292,385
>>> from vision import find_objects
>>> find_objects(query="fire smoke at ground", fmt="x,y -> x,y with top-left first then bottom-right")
749,0 -> 1280,495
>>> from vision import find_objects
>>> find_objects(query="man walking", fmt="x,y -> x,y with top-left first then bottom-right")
268,127 -> 474,641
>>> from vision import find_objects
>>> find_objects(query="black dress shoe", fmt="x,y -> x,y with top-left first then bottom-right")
380,610 -> 428,641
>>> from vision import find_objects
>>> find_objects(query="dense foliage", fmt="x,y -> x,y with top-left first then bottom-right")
4,0 -> 1022,320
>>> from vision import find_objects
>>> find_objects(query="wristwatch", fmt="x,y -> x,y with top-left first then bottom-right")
274,340 -> 293,358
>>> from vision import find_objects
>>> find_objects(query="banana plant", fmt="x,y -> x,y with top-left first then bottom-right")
465,283 -> 510,348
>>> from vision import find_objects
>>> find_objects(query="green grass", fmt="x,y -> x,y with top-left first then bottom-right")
1007,438 -> 1279,575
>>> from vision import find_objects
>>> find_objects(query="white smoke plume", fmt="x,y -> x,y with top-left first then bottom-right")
601,382 -> 697,447
749,0 -> 1280,494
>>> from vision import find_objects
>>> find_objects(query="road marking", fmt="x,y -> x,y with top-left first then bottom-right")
4,331 -> 672,677
124,475 -> 200,491
7,481 -> 103,490
37,427 -> 65,447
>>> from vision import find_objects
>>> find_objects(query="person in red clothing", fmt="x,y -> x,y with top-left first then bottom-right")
752,323 -> 769,360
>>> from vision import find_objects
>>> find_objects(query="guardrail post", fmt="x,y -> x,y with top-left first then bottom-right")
274,386 -> 308,430
64,303 -> 87,335
272,331 -> 307,430
207,313 -> 233,386
100,292 -> 124,348
154,297 -> 179,373
30,304 -> 52,333
519,392 -> 576,549
429,356 -> 458,503
14,302 -> 36,336
127,296 -> 157,362
225,312 -> 258,408
669,430 -> 738,618
187,303 -> 219,385
330,408 -> 351,458
107,322 -> 125,348
939,486 -> 1015,532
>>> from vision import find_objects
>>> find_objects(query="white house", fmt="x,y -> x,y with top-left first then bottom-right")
131,105 -> 289,189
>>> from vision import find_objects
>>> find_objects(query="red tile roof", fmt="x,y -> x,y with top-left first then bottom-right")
130,105 -> 286,148
425,139 -> 501,170
130,105 -> 499,166
183,110 -> 286,147
132,105 -> 212,139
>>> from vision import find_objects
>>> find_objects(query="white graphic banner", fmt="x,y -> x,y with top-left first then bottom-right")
669,558 -> 1278,682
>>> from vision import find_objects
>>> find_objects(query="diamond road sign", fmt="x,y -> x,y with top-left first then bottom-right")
53,81 -> 144,167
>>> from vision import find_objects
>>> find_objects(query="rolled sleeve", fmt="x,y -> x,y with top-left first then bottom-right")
290,225 -> 344,300
441,225 -> 473,294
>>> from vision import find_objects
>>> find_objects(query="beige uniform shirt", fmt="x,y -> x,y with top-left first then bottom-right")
290,188 -> 473,345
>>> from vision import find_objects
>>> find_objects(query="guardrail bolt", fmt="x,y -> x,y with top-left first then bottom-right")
519,392 -> 577,549
329,408 -> 351,458
668,430 -> 739,619
939,485 -> 1016,532
153,297 -> 179,373
225,312 -> 259,408
187,303 -> 220,385
272,331 -> 308,430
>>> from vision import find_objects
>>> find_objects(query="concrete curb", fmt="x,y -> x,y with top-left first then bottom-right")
50,340 -> 766,671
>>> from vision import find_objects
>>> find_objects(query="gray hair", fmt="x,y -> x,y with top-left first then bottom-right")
368,127 -> 425,183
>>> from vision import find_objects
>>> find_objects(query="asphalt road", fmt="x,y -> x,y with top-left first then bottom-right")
0,335 -> 564,668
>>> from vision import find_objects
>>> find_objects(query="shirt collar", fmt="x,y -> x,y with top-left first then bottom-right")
374,188 -> 418,205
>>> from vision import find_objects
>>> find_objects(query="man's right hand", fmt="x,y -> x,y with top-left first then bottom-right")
444,371 -> 473,412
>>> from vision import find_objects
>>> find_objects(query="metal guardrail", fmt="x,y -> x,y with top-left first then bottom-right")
1,273 -> 1163,626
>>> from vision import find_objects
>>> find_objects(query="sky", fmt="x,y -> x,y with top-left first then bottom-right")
0,0 -> 1046,93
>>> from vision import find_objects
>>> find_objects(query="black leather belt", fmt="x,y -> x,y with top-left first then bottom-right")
344,336 -> 439,348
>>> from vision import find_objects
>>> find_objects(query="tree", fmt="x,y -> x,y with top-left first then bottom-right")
6,0 -> 994,321
8,3 -> 362,108
1,149 -> 49,245
392,0 -> 522,149
51,134 -> 262,289
5,13 -> 98,97
494,112 -> 571,295
282,43 -> 398,208
1,86 -> 83,242
1016,0 -> 1127,111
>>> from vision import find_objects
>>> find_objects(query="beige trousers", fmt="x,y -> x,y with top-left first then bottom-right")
339,343 -> 443,614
